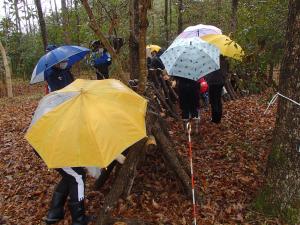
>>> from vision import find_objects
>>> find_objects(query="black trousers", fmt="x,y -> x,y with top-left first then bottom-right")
55,167 -> 86,202
178,81 -> 200,119
96,71 -> 109,80
208,84 -> 223,123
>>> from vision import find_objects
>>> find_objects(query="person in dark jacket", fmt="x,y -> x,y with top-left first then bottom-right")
205,56 -> 228,124
44,61 -> 90,225
45,44 -> 58,94
46,44 -> 57,52
150,49 -> 165,70
44,60 -> 74,92
176,76 -> 200,121
148,49 -> 166,83
90,40 -> 112,80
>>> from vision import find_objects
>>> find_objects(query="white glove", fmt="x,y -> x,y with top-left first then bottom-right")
115,154 -> 126,164
86,167 -> 102,179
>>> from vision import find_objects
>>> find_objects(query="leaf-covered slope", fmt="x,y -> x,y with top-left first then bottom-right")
0,88 -> 278,224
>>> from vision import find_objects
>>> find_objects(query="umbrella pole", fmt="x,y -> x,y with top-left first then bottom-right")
186,122 -> 197,225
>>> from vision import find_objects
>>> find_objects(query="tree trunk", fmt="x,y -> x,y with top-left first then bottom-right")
53,0 -> 60,24
25,0 -> 33,33
265,0 -> 300,221
0,41 -> 13,97
164,0 -> 169,45
4,1 -> 8,18
268,62 -> 274,85
61,0 -> 71,44
13,0 -> 21,32
95,139 -> 148,225
74,0 -> 81,45
34,0 -> 48,51
169,0 -> 172,37
177,0 -> 183,34
231,0 -> 239,33
80,0 -> 127,83
22,0 -> 29,34
129,0 -> 140,80
138,0 -> 151,94
95,106 -> 202,224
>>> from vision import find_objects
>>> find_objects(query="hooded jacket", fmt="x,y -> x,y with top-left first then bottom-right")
44,67 -> 74,92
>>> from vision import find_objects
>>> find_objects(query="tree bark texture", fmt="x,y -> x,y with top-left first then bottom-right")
267,0 -> 300,219
164,0 -> 169,45
177,0 -> 183,34
169,0 -> 172,37
137,0 -> 151,94
0,41 -> 13,97
61,0 -> 71,44
34,0 -> 48,51
129,0 -> 140,80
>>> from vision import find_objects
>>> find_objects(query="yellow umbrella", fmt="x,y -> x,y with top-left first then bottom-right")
25,79 -> 147,168
201,34 -> 244,61
146,44 -> 161,53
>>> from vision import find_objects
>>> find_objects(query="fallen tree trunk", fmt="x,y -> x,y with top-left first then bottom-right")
100,217 -> 150,225
0,40 -> 13,97
95,95 -> 203,224
96,138 -> 148,225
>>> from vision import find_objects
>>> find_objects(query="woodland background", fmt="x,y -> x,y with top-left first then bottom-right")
1,0 -> 300,225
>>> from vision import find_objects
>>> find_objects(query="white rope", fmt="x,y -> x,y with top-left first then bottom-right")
264,92 -> 300,115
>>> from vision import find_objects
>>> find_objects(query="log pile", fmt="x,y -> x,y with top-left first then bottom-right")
94,75 -> 205,225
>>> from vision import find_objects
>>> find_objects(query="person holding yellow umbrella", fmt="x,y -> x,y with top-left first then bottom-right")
201,34 -> 244,61
25,79 -> 147,225
146,44 -> 161,54
146,44 -> 163,69
202,34 -> 244,124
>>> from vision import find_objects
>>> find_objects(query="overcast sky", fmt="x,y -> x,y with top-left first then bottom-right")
0,0 -> 61,20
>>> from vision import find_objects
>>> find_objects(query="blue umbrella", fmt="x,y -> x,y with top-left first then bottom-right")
160,37 -> 220,81
30,45 -> 91,84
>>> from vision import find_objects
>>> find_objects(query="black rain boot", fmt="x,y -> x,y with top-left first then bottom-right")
68,200 -> 90,225
182,119 -> 189,132
45,192 -> 68,224
192,117 -> 200,135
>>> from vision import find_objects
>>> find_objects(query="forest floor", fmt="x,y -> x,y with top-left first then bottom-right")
0,81 -> 281,225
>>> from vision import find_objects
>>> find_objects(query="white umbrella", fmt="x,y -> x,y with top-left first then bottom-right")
177,24 -> 222,39
160,37 -> 220,81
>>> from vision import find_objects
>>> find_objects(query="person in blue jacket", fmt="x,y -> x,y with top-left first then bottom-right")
90,40 -> 112,80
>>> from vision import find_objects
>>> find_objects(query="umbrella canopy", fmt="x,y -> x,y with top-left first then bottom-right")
25,79 -> 147,168
30,45 -> 90,84
160,37 -> 220,81
146,44 -> 161,53
146,44 -> 161,58
177,24 -> 222,39
201,34 -> 244,61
